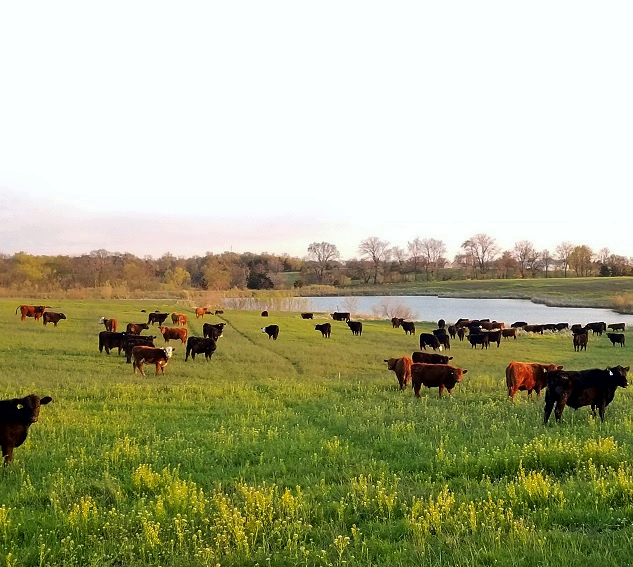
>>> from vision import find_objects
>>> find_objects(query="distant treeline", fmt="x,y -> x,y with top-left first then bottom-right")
1,236 -> 631,294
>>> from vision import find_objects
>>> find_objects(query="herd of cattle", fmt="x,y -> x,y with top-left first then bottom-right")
2,304 -> 630,465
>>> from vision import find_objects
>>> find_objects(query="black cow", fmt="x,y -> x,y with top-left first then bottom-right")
607,333 -> 625,347
437,319 -> 446,329
391,317 -> 403,328
203,323 -> 225,340
487,329 -> 502,347
315,323 -> 331,338
42,312 -> 66,326
585,322 -> 606,336
447,325 -> 457,339
124,335 -> 156,363
0,394 -> 53,464
457,327 -> 465,342
573,333 -> 588,352
261,311 -> 269,317
544,366 -> 629,423
347,321 -> 362,336
98,331 -> 127,355
523,324 -> 544,334
511,321 -> 528,329
147,312 -> 169,326
608,323 -> 625,332
419,333 -> 441,351
400,321 -> 415,335
555,323 -> 569,331
332,312 -> 351,322
261,325 -> 279,340
468,333 -> 489,349
185,337 -> 217,361
301,312 -> 314,319
411,352 -> 453,364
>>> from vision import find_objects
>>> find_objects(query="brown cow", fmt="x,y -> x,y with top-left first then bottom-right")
126,323 -> 150,335
132,346 -> 174,376
384,356 -> 413,390
99,317 -> 118,332
195,307 -> 210,319
42,312 -> 66,326
502,328 -> 518,340
411,363 -> 467,397
160,327 -> 188,344
16,305 -> 49,321
0,394 -> 53,464
171,312 -> 188,326
574,333 -> 588,352
506,361 -> 564,400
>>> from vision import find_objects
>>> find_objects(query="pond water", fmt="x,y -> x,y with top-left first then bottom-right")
295,296 -> 633,326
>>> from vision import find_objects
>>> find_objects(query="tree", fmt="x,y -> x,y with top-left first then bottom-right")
495,251 -> 518,279
569,245 -> 594,277
541,249 -> 553,278
421,238 -> 447,281
407,237 -> 424,281
555,241 -> 574,278
358,237 -> 390,284
513,240 -> 538,278
461,234 -> 499,277
307,242 -> 340,284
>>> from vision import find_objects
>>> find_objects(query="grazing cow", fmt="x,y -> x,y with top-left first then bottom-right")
608,323 -> 625,332
261,310 -> 269,317
124,335 -> 156,363
502,328 -> 518,340
384,356 -> 413,390
185,337 -> 217,361
99,317 -> 118,332
332,312 -> 351,322
347,321 -> 363,336
400,321 -> 415,335
98,331 -> 127,355
505,361 -> 563,400
586,322 -> 607,336
555,323 -> 569,331
148,312 -> 169,327
607,333 -> 625,347
301,312 -> 314,319
42,312 -> 66,326
468,333 -> 489,349
544,365 -> 629,423
126,322 -> 150,335
203,322 -> 225,340
419,333 -> 441,351
261,325 -> 279,340
410,363 -> 468,398
573,333 -> 588,352
411,352 -> 453,364
16,305 -> 49,321
132,346 -> 174,376
481,321 -> 504,330
195,307 -> 210,319
315,323 -> 331,338
215,310 -> 224,315
511,321 -> 528,329
523,324 -> 544,334
0,394 -> 53,465
171,313 -> 188,326
160,326 -> 188,344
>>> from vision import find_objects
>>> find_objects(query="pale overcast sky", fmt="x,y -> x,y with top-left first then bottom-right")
1,2 -> 631,261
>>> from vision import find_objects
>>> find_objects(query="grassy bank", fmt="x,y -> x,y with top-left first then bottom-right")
1,299 -> 632,565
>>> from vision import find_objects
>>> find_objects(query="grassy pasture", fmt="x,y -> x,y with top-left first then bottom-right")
1,299 -> 632,566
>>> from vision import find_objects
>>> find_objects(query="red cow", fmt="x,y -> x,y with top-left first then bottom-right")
171,313 -> 188,326
195,307 -> 210,319
132,346 -> 174,376
126,323 -> 150,335
99,317 -> 118,332
42,312 -> 66,326
160,326 -> 188,344
505,361 -> 563,400
384,356 -> 413,390
16,305 -> 49,321
410,363 -> 468,398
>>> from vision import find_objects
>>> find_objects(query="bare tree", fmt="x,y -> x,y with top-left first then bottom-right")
597,247 -> 611,264
461,234 -> 499,277
390,246 -> 408,282
407,237 -> 424,281
358,237 -> 390,284
555,241 -> 574,278
495,251 -> 518,279
513,240 -> 538,278
421,238 -> 447,281
307,242 -> 340,284
541,249 -> 553,278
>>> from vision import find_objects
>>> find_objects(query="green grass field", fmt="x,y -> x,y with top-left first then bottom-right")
1,299 -> 632,566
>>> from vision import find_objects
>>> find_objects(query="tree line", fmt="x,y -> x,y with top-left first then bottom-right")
1,233 -> 631,293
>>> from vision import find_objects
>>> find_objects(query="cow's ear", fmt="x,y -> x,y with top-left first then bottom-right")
462,369 -> 468,374
40,396 -> 53,405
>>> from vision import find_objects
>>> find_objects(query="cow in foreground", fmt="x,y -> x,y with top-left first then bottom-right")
505,361 -> 563,401
411,363 -> 467,398
16,305 -> 49,321
315,323 -> 331,338
42,312 -> 66,326
261,325 -> 279,340
544,366 -> 629,423
384,356 -> 413,390
0,394 -> 52,464
185,337 -> 217,361
99,317 -> 118,332
161,327 -> 188,344
132,346 -> 174,376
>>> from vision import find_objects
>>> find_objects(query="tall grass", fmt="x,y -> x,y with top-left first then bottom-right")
0,299 -> 632,565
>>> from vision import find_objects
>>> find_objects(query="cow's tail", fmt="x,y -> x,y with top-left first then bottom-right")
15,306 -> 20,314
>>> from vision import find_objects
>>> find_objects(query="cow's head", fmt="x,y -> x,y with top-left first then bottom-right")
607,366 -> 629,387
99,317 -> 105,324
163,347 -> 174,359
10,394 -> 53,424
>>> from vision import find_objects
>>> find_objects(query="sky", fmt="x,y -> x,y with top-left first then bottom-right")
1,2 -> 632,262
